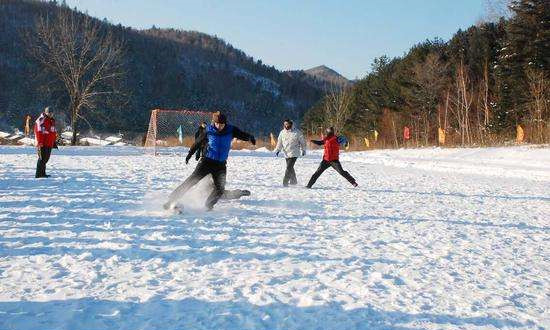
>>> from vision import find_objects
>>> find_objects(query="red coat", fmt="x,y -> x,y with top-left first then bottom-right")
34,113 -> 57,147
323,135 -> 339,161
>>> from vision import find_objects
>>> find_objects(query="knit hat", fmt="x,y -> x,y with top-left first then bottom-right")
212,111 -> 227,124
44,106 -> 52,114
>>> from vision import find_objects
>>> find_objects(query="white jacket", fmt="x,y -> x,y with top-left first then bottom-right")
274,128 -> 306,158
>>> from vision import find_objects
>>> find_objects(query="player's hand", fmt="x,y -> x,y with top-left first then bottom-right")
250,136 -> 256,145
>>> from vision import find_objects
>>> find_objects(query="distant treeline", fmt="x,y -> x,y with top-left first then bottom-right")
305,0 -> 549,147
0,0 -> 324,137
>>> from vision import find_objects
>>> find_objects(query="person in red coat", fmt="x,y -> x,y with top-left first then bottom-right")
306,127 -> 357,188
34,107 -> 57,178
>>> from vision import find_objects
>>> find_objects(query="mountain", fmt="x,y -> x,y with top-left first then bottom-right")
303,65 -> 353,90
0,0 -> 324,137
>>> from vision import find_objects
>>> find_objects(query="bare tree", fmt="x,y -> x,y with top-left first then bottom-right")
322,85 -> 354,134
449,59 -> 474,145
25,8 -> 125,145
411,53 -> 449,145
479,59 -> 492,136
526,68 -> 549,143
483,0 -> 513,22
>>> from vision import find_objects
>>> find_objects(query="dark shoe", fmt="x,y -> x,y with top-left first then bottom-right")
352,182 -> 358,188
306,185 -> 312,189
241,190 -> 251,196
43,174 -> 51,178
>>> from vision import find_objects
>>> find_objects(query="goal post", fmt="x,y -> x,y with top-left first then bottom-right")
144,109 -> 213,154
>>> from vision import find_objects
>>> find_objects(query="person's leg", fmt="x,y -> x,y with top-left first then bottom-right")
306,160 -> 330,188
42,147 -> 51,176
287,157 -> 298,185
165,160 -> 209,207
283,157 -> 297,186
206,164 -> 226,210
36,147 -> 45,178
221,189 -> 250,200
330,160 -> 357,186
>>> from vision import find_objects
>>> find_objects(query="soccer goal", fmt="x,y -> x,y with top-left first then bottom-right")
144,109 -> 213,155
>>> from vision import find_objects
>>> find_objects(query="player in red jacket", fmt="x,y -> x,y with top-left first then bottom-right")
34,107 -> 57,178
306,127 -> 357,188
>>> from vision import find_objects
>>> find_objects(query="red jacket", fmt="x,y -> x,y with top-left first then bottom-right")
34,113 -> 57,147
323,135 -> 339,161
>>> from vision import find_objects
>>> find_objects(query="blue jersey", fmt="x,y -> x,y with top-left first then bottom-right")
204,124 -> 235,162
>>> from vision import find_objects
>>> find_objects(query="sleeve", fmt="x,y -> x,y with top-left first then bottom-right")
187,131 -> 206,160
310,140 -> 324,146
34,117 -> 45,145
51,119 -> 57,142
274,131 -> 283,152
232,126 -> 253,142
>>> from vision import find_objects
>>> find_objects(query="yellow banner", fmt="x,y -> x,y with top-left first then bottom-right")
270,133 -> 276,147
364,138 -> 370,148
373,130 -> 378,142
438,127 -> 445,145
516,125 -> 524,143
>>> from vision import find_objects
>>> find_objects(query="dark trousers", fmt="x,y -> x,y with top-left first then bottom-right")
36,147 -> 52,178
306,160 -> 356,188
283,157 -> 298,186
221,189 -> 249,200
168,158 -> 226,209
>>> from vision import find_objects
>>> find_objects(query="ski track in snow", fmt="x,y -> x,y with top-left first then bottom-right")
0,145 -> 549,329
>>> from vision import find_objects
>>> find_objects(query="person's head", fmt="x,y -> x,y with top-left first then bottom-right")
212,111 -> 227,131
44,107 -> 53,118
283,119 -> 293,130
325,127 -> 335,137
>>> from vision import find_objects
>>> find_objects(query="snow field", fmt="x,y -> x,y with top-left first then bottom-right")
0,145 -> 549,329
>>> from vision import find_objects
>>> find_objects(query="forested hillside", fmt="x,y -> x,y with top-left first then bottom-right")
305,0 -> 549,146
0,0 -> 324,137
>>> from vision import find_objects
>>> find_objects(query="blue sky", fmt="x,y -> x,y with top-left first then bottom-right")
65,0 -> 485,79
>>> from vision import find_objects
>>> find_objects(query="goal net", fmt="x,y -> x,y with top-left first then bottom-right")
144,109 -> 213,154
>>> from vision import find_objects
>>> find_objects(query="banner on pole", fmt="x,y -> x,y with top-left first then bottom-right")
438,127 -> 446,145
403,126 -> 410,140
177,125 -> 183,143
516,125 -> 524,143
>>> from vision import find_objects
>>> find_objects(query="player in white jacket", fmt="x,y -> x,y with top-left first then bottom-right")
274,119 -> 307,186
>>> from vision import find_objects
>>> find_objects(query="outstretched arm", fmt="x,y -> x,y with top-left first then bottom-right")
186,131 -> 206,163
310,139 -> 324,146
233,126 -> 256,145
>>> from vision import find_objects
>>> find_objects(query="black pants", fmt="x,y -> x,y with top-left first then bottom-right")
306,160 -> 356,188
221,189 -> 249,200
283,157 -> 298,186
36,147 -> 52,178
168,158 -> 226,209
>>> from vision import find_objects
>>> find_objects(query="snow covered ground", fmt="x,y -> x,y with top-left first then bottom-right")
0,145 -> 548,329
